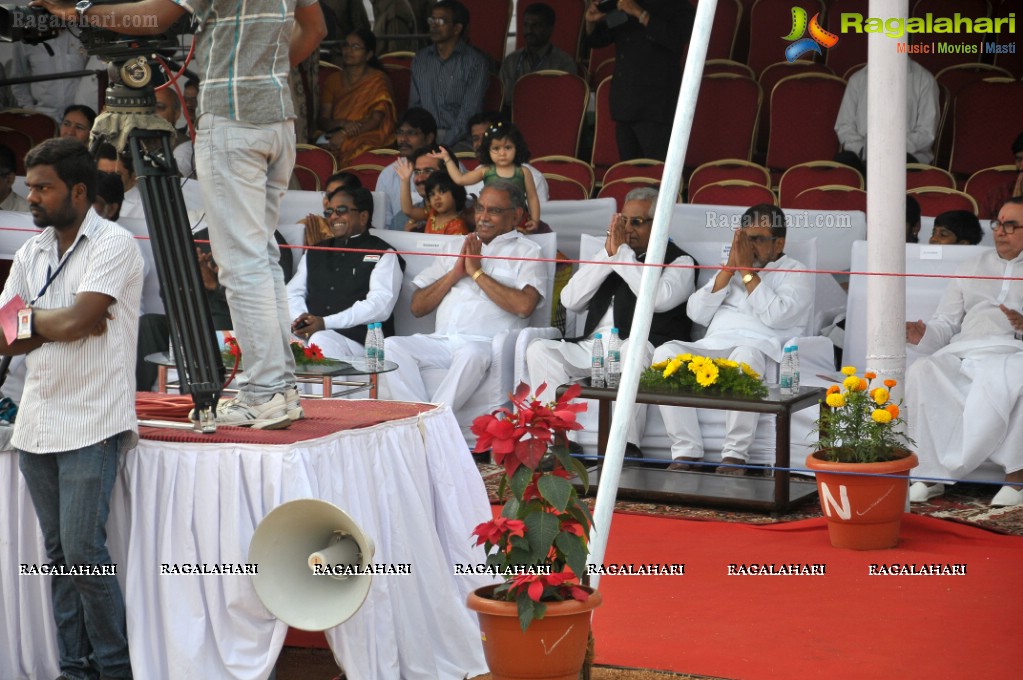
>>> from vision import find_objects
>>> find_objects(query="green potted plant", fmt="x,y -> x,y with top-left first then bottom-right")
807,366 -> 918,550
466,382 -> 602,680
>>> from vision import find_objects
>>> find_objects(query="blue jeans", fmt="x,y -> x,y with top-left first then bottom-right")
18,435 -> 132,680
194,114 -> 297,402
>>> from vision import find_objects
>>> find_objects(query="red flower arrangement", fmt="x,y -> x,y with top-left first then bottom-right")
222,336 -> 332,367
469,382 -> 593,630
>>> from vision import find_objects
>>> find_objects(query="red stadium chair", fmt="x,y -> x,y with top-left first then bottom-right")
461,0 -> 511,69
530,155 -> 595,196
703,59 -> 754,78
789,185 -> 867,212
296,144 -> 338,186
766,74 -> 846,177
292,164 -> 321,191
602,159 -> 664,186
591,76 -> 620,184
586,43 -> 615,88
964,165 -> 1018,219
383,64 -> 411,117
694,0 -> 742,61
756,61 -> 835,158
905,164 -> 956,190
596,177 -> 661,211
379,51 -> 414,69
778,161 -> 863,208
338,164 -> 385,191
543,173 -> 590,201
512,70 -> 588,159
686,74 -> 762,170
948,79 -> 1023,177
746,0 -> 826,77
908,0 -> 994,75
0,127 -> 34,175
823,0 -> 868,80
908,187 -> 979,216
0,109 -> 57,147
688,159 -> 771,199
690,180 -> 777,207
516,0 -> 586,60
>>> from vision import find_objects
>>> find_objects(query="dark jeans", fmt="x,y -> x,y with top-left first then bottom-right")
616,118 -> 673,162
18,435 -> 132,680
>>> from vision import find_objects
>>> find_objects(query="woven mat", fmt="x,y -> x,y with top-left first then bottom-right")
477,464 -> 1023,537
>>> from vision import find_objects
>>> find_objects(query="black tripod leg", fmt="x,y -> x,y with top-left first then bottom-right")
129,128 -> 223,432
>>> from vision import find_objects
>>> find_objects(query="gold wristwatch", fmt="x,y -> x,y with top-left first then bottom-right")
741,272 -> 755,284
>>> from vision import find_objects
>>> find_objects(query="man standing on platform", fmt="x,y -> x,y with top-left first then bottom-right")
525,187 -> 695,456
380,180 -> 545,419
906,197 -> 1023,508
653,204 -> 813,475
36,0 -> 327,429
288,186 -> 404,360
0,138 -> 143,680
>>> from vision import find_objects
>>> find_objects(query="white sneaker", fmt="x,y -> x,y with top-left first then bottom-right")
909,482 -> 945,503
990,485 -> 1023,507
214,393 -> 291,430
284,387 -> 304,421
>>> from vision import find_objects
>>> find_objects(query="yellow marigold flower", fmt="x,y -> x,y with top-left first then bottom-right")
886,403 -> 900,419
651,359 -> 670,370
826,384 -> 840,395
663,357 -> 683,378
679,353 -> 693,362
872,387 -> 889,405
842,375 -> 860,390
695,364 -> 719,387
871,408 -> 892,424
864,371 -> 877,380
841,366 -> 857,376
740,362 -> 759,379
884,379 -> 897,388
825,392 -> 846,408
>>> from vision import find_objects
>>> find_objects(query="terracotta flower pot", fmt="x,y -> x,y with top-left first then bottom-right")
805,449 -> 919,550
466,584 -> 602,680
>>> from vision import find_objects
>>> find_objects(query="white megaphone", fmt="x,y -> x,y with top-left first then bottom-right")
248,498 -> 376,631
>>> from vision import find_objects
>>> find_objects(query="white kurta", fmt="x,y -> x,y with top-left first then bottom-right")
906,249 -> 1023,480
654,255 -> 813,461
526,242 -> 695,445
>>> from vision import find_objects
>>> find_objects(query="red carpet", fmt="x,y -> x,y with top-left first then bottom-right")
138,398 -> 434,444
591,513 -> 1023,679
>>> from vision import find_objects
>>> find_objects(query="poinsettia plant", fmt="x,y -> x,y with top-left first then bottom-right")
470,382 -> 593,631
222,336 -> 334,368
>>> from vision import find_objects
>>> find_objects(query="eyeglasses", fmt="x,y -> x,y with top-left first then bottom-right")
991,220 -> 1019,235
427,16 -> 451,26
395,127 -> 421,138
747,235 -> 779,245
474,204 -> 512,215
341,43 -> 366,51
623,217 -> 653,228
413,167 -> 436,176
323,206 -> 351,217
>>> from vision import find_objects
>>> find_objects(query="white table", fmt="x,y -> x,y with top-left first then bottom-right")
0,402 -> 495,680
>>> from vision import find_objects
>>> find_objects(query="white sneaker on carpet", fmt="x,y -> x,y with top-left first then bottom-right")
214,393 -> 291,430
909,482 -> 945,503
990,485 -> 1023,507
284,387 -> 304,421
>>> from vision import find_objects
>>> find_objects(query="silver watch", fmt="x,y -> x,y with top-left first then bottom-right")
75,0 -> 93,20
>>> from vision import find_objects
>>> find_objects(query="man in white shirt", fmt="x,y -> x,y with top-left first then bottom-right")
906,197 -> 1023,507
288,186 -> 403,360
9,30 -> 88,122
526,187 -> 695,454
379,180 -> 545,417
834,59 -> 940,170
653,204 -> 813,475
375,107 -> 437,228
0,144 -> 29,211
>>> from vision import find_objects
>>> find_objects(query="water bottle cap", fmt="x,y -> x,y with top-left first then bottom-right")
611,327 -> 619,334
594,333 -> 602,339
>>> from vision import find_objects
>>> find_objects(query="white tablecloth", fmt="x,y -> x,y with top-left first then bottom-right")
0,404 -> 495,680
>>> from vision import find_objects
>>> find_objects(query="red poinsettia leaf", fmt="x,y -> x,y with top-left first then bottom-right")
515,438 -> 547,470
569,586 -> 589,602
557,382 -> 582,405
527,578 -> 544,602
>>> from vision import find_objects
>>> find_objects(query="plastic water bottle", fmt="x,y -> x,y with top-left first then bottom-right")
779,345 -> 794,394
591,333 -> 605,388
789,342 -> 800,392
606,327 -> 621,388
365,324 -> 377,371
373,323 -> 385,366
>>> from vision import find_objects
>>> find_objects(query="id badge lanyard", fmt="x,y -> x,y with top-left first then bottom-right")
18,238 -> 83,339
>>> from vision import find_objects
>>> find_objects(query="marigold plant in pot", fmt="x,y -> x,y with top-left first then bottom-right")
808,367 -> 918,550
467,382 -> 602,680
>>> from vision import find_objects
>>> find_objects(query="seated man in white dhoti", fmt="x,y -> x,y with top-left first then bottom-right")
526,187 -> 696,457
288,186 -> 404,364
906,197 -> 1023,507
653,204 -> 813,475
379,180 -> 545,417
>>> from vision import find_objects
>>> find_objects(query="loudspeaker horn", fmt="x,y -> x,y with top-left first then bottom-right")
249,498 -> 376,631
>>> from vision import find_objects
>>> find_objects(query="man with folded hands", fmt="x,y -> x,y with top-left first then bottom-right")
653,203 -> 813,475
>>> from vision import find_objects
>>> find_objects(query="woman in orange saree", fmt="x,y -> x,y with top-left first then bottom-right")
319,28 -> 398,167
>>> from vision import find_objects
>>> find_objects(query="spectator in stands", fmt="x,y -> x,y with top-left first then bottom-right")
0,145 -> 29,211
653,204 -> 813,474
396,163 -> 469,234
9,29 -> 89,122
906,194 -> 921,244
929,210 -> 983,246
583,0 -> 694,162
376,107 -> 438,228
379,180 -> 545,419
834,60 -> 940,173
526,187 -> 696,457
154,86 -> 195,178
462,111 -> 550,203
391,144 -> 450,230
319,28 -> 397,167
300,171 -> 362,245
93,171 -> 124,221
183,77 -> 200,126
500,2 -> 577,108
288,186 -> 404,361
981,131 -> 1023,219
58,104 -> 96,145
906,197 -> 1023,507
409,0 -> 488,150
